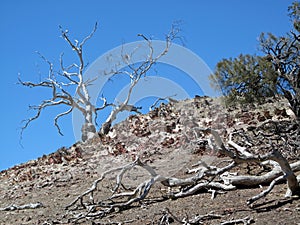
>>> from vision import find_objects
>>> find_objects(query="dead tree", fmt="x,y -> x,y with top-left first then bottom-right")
99,29 -> 180,135
65,125 -> 300,223
19,23 -> 103,142
19,23 -> 179,141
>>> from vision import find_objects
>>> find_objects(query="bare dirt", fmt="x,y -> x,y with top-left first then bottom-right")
1,97 -> 299,224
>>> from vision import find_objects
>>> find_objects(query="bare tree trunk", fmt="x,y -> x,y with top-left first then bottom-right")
19,23 -> 179,143
81,104 -> 96,141
270,150 -> 300,197
99,104 -> 142,135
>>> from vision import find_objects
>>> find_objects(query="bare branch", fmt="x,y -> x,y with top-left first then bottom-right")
204,128 -> 300,202
79,22 -> 98,48
20,23 -> 181,143
65,157 -> 141,209
54,107 -> 74,136
65,122 -> 300,222
149,94 -> 178,111
100,24 -> 180,135
220,216 -> 253,225
20,24 -> 101,142
247,175 -> 285,205
20,98 -> 72,139
0,202 -> 44,211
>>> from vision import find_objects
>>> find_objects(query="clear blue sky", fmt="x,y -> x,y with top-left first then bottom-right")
0,0 -> 295,171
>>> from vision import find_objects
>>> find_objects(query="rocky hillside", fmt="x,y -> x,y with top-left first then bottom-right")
0,96 -> 299,224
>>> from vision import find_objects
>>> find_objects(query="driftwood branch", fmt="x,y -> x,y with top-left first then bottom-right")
220,216 -> 253,225
65,125 -> 300,222
0,202 -> 44,211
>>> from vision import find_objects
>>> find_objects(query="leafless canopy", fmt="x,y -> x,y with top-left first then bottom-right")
19,23 -> 180,141
19,23 -> 101,140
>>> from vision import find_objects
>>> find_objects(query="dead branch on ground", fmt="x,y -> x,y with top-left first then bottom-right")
0,202 -> 44,211
65,125 -> 300,222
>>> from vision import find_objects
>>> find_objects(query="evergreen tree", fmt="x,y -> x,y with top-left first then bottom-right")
210,1 -> 300,122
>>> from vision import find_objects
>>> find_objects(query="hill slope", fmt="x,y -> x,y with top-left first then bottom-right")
0,97 -> 299,224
